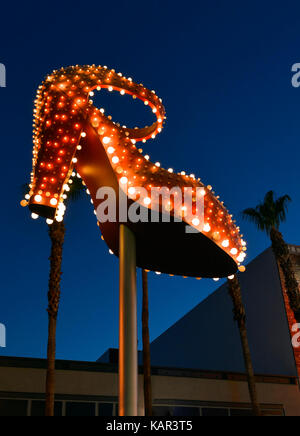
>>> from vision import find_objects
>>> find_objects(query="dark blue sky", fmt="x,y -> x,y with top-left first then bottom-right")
1,0 -> 300,361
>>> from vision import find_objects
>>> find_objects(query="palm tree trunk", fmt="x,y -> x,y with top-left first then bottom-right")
228,275 -> 262,416
270,227 -> 300,322
45,221 -> 65,417
46,315 -> 57,416
142,269 -> 153,416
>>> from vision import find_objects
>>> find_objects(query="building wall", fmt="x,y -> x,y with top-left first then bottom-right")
0,362 -> 299,416
150,248 -> 298,377
152,374 -> 300,416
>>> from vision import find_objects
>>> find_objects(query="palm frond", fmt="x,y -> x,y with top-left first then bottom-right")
274,194 -> 292,226
242,208 -> 266,231
21,183 -> 30,198
66,175 -> 85,204
242,191 -> 292,234
264,190 -> 275,208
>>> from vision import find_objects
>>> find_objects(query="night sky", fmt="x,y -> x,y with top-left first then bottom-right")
1,0 -> 300,361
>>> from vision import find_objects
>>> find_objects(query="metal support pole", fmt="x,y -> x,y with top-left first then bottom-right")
119,224 -> 138,416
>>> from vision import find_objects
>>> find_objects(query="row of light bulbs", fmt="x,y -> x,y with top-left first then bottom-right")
26,65 -> 246,282
87,96 -> 246,267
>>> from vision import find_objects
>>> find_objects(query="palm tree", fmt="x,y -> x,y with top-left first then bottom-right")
228,275 -> 262,416
22,176 -> 84,416
141,269 -> 153,416
243,191 -> 300,322
46,218 -> 65,416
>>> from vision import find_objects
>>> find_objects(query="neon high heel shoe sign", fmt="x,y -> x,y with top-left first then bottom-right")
23,65 -> 247,279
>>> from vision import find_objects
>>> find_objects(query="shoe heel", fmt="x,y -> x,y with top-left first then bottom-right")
28,81 -> 87,219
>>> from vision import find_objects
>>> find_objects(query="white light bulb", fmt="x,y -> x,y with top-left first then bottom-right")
112,156 -> 119,164
192,218 -> 200,226
107,147 -> 115,154
46,219 -> 54,225
222,240 -> 230,248
50,198 -> 58,206
31,213 -> 39,220
34,195 -> 42,203
120,177 -> 128,185
237,254 -> 245,263
203,223 -> 211,232
128,187 -> 136,195
230,248 -> 238,255
144,197 -> 151,206
103,136 -> 111,145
